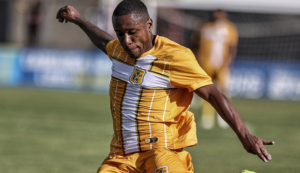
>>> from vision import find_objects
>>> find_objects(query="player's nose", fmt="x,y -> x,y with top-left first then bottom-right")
124,33 -> 132,46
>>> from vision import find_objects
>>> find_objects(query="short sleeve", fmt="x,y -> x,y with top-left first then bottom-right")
105,39 -> 118,61
170,48 -> 213,92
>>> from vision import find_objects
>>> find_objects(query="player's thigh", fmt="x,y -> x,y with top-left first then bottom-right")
144,148 -> 193,173
97,163 -> 120,173
97,162 -> 141,173
176,149 -> 194,172
97,156 -> 140,173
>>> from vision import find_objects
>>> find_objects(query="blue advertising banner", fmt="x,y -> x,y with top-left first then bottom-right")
0,47 -> 22,86
0,47 -> 299,101
230,61 -> 300,101
20,48 -> 112,92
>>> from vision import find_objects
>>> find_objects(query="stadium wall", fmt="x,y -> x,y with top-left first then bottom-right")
0,47 -> 300,101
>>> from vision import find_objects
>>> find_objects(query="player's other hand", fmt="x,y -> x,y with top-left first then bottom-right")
56,5 -> 80,24
241,134 -> 274,163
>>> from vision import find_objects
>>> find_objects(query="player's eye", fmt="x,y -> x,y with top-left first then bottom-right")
129,31 -> 137,35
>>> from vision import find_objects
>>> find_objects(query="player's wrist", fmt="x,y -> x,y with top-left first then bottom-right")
73,16 -> 84,25
236,127 -> 251,141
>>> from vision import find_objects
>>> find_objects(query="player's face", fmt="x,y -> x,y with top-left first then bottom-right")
112,14 -> 153,59
212,10 -> 227,21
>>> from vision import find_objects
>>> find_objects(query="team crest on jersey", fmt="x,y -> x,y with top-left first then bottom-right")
129,66 -> 146,85
155,166 -> 169,173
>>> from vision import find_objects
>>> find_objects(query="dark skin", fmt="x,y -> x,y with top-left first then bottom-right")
113,14 -> 154,59
56,5 -> 114,53
195,85 -> 274,162
56,5 -> 274,163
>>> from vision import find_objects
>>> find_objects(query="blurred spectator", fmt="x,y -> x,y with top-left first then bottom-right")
26,0 -> 43,46
194,10 -> 238,129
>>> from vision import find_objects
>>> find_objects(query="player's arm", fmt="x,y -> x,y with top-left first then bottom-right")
56,5 -> 114,54
194,84 -> 274,162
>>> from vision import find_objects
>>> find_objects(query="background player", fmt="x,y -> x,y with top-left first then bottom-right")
56,1 -> 273,172
195,9 -> 238,129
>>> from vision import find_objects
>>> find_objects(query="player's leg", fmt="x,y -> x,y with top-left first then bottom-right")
144,148 -> 193,173
175,149 -> 194,172
97,163 -> 121,173
200,100 -> 215,129
97,155 -> 140,173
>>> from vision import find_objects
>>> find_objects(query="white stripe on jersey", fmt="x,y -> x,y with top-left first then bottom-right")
142,72 -> 173,88
111,55 -> 174,89
147,90 -> 156,150
113,80 -> 119,156
163,90 -> 170,148
111,54 -> 174,154
121,85 -> 141,154
162,62 -> 168,74
111,60 -> 133,81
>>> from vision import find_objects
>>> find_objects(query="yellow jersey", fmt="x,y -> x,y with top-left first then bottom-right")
198,19 -> 238,70
106,35 -> 212,155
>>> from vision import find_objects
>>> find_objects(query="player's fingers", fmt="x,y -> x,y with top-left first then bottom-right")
59,6 -> 68,16
59,11 -> 68,22
56,9 -> 64,20
260,148 -> 272,161
262,140 -> 275,145
58,17 -> 64,23
255,148 -> 268,163
56,7 -> 66,22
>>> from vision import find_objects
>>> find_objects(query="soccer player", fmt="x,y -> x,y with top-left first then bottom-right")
56,1 -> 273,172
195,10 -> 238,130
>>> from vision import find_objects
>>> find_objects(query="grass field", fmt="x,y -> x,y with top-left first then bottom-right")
0,87 -> 299,173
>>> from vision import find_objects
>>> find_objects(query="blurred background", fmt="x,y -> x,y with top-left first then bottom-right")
1,0 -> 300,173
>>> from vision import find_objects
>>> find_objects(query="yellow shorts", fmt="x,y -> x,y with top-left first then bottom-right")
97,148 -> 194,173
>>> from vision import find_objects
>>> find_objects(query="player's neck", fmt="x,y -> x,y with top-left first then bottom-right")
141,34 -> 156,57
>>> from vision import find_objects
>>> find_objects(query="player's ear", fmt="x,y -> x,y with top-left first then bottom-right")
146,18 -> 153,32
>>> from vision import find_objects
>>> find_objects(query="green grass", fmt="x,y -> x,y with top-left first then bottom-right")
0,87 -> 299,173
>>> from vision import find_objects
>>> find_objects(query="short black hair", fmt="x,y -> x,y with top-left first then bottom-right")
113,0 -> 150,21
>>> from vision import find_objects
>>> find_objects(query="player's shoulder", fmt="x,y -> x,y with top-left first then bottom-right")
154,35 -> 193,59
224,19 -> 237,29
106,38 -> 124,57
106,38 -> 120,49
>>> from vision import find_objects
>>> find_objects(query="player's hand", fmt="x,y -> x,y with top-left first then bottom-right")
241,134 -> 274,162
56,5 -> 80,24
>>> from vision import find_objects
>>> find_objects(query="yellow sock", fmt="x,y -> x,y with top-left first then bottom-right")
200,101 -> 215,129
